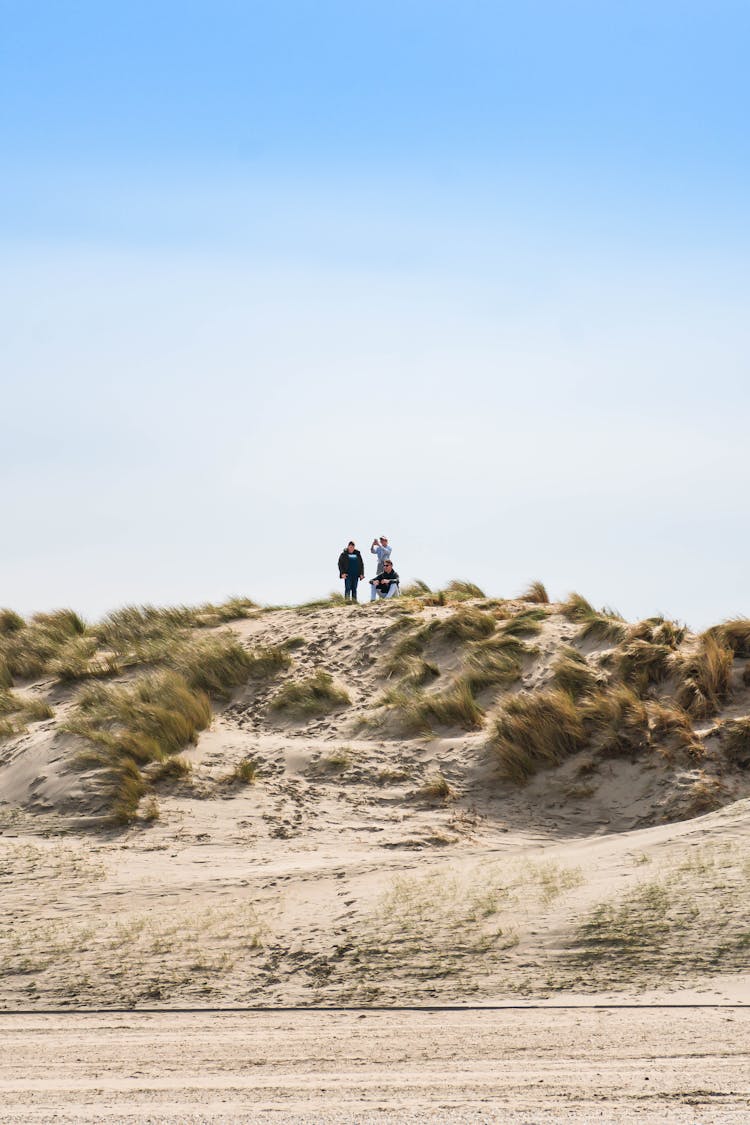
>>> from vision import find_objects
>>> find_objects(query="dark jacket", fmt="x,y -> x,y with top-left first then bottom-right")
370,568 -> 400,593
338,549 -> 364,579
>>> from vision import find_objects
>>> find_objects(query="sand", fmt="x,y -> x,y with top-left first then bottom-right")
2,1007 -> 750,1123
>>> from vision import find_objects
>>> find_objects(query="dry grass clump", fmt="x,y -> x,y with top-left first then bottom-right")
164,633 -> 258,698
380,679 -> 484,734
150,756 -> 193,784
422,606 -> 495,645
519,580 -> 550,604
630,616 -> 686,648
551,648 -> 603,700
0,609 -> 87,680
192,597 -> 257,625
721,718 -> 750,769
400,579 -> 432,597
582,684 -> 650,758
499,609 -> 545,638
219,758 -> 258,785
704,617 -> 750,659
489,689 -> 587,783
0,609 -> 24,634
616,639 -> 674,694
0,689 -> 54,739
442,579 -> 486,601
561,593 -> 627,643
674,634 -> 733,719
269,671 -> 350,719
417,770 -> 455,801
391,655 -> 441,688
648,702 -> 700,760
65,671 -> 212,822
50,635 -> 121,682
465,637 -> 523,693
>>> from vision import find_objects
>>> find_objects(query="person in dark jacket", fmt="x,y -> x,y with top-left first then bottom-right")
369,559 -> 400,601
338,541 -> 365,601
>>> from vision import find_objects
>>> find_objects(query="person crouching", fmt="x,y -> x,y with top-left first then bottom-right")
370,559 -> 400,601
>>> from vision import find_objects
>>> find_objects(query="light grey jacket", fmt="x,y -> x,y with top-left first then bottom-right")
370,542 -> 392,574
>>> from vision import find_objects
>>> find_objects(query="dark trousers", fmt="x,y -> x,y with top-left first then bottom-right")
345,574 -> 359,600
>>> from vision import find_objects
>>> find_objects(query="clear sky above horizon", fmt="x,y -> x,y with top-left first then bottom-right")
2,1 -> 749,629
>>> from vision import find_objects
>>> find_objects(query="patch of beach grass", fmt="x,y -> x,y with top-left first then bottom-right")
674,633 -> 733,719
0,689 -> 54,739
519,580 -> 549,604
422,606 -> 495,646
489,689 -> 586,783
65,671 -> 212,822
269,670 -> 350,719
551,647 -> 603,700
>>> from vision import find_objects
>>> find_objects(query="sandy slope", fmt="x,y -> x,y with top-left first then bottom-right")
1,600 -> 749,1014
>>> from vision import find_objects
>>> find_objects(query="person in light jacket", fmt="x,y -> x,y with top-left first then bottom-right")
370,536 -> 392,575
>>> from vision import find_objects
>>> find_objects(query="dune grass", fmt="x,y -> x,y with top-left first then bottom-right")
551,647 -> 603,700
465,637 -> 524,693
65,671 -> 213,823
417,770 -> 455,801
647,701 -> 700,760
674,633 -> 734,719
269,670 -> 350,719
489,689 -> 587,783
581,684 -> 650,758
0,689 -> 54,739
630,616 -> 686,648
703,617 -> 750,659
441,579 -> 486,601
561,593 -> 627,643
400,579 -> 432,597
721,717 -> 750,769
379,678 -> 484,734
498,609 -> 545,638
616,639 -> 674,694
519,580 -> 549,604
0,609 -> 87,680
422,606 -> 496,645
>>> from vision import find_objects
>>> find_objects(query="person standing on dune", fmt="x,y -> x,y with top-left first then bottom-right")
338,540 -> 364,602
370,535 -> 392,575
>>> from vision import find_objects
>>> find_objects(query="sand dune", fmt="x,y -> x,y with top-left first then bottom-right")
1,591 -> 748,1015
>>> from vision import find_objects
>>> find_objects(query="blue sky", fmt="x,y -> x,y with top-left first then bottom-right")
1,1 -> 749,627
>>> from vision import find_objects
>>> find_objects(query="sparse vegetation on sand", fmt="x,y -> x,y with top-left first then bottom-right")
269,671 -> 350,719
65,672 -> 213,822
564,844 -> 750,988
0,689 -> 53,739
